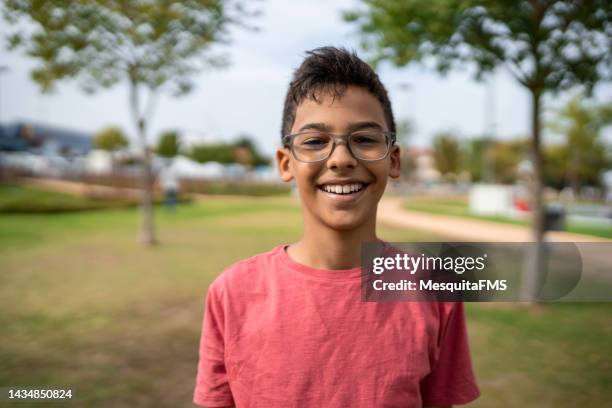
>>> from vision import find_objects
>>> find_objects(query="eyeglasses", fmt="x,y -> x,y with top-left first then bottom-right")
282,129 -> 396,163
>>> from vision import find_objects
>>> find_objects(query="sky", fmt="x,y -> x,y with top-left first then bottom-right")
1,0 -> 610,156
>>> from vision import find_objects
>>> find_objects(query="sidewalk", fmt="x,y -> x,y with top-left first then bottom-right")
377,196 -> 611,243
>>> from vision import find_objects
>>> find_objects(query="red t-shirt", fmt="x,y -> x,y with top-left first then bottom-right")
193,244 -> 480,407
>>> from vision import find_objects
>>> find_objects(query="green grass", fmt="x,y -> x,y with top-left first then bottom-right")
404,196 -> 612,239
0,197 -> 610,407
465,303 -> 612,407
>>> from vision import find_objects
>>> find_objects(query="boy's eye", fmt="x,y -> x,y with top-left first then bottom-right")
303,138 -> 327,145
352,136 -> 377,144
351,132 -> 384,145
296,134 -> 331,149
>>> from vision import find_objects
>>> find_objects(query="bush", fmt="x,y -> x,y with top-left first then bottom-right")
205,182 -> 289,196
180,179 -> 290,196
0,184 -> 192,213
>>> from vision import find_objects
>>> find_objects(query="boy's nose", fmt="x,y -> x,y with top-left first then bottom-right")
326,142 -> 357,170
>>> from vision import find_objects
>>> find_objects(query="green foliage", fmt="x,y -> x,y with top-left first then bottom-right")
344,1 -> 611,93
489,139 -> 529,184
234,134 -> 270,166
432,131 -> 462,176
93,127 -> 129,152
189,143 -> 235,164
156,130 -> 180,158
462,137 -> 528,184
463,136 -> 495,182
546,94 -> 612,191
544,143 -> 570,189
188,135 -> 270,166
2,0 -> 256,95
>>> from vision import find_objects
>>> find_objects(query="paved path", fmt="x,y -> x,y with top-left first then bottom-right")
377,196 -> 611,243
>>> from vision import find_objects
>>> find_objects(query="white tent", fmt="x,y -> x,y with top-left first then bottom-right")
170,156 -> 225,179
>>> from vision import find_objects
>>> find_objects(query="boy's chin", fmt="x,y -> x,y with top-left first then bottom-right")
320,212 -> 370,232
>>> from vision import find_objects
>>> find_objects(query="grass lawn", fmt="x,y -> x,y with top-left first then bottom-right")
404,196 -> 612,239
0,196 -> 610,407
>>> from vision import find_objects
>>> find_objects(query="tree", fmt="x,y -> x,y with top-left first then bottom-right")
543,143 -> 570,189
234,134 -> 269,166
188,136 -> 270,166
156,130 -> 181,159
463,136 -> 529,183
93,126 -> 129,172
432,131 -> 462,178
345,0 -> 611,299
490,138 -> 529,184
547,93 -> 612,195
189,143 -> 235,164
94,126 -> 128,152
463,136 -> 495,182
3,0 -> 256,245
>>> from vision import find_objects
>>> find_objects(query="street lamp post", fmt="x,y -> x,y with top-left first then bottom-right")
482,74 -> 497,183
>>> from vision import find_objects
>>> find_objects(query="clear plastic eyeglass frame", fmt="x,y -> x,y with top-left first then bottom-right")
282,131 -> 396,163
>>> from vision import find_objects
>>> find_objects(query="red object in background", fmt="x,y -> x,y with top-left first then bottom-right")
514,198 -> 530,212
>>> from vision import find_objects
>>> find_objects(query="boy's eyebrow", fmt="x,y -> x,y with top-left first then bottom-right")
297,121 -> 384,133
298,122 -> 332,133
347,121 -> 384,132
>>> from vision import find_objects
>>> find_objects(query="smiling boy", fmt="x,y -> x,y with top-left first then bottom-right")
193,47 -> 480,408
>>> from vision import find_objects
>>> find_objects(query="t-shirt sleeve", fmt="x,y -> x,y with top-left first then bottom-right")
193,282 -> 235,407
420,302 -> 480,406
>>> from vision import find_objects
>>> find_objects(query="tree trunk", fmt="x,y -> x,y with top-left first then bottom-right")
568,153 -> 580,198
138,119 -> 157,246
521,89 -> 545,300
129,80 -> 157,246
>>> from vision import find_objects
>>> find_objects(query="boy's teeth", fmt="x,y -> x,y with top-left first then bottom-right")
322,183 -> 364,194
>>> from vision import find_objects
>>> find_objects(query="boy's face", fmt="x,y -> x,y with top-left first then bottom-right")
277,86 -> 400,232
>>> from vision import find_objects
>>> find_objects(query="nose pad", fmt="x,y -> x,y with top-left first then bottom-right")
326,141 -> 357,169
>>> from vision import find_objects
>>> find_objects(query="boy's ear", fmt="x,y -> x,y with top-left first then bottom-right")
389,145 -> 401,179
276,147 -> 294,182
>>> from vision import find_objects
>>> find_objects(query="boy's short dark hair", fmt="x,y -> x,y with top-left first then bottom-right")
281,46 -> 396,141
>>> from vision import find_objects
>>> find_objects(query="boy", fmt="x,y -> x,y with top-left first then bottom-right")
193,47 -> 480,408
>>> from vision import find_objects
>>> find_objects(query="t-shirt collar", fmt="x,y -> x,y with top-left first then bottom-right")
275,242 -> 388,282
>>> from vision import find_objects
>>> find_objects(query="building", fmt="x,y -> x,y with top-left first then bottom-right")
403,147 -> 441,184
0,121 -> 93,157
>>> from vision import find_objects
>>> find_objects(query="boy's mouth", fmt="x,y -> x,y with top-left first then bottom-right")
317,182 -> 368,195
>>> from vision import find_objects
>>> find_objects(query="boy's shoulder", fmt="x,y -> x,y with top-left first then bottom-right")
207,244 -> 284,296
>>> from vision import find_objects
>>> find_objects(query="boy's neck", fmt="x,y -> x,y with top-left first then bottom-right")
288,213 -> 379,270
